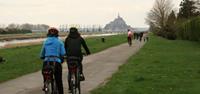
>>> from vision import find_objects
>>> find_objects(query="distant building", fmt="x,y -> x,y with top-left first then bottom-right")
104,14 -> 132,32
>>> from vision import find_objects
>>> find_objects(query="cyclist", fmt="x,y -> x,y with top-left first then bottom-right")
64,27 -> 90,91
40,27 -> 65,94
127,29 -> 133,46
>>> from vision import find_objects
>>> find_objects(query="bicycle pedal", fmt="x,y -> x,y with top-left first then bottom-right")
44,88 -> 48,91
80,76 -> 85,81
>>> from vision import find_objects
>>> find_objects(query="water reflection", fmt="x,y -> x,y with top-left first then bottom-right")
0,33 -> 118,48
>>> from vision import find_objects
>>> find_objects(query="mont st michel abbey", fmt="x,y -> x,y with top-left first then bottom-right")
104,14 -> 132,32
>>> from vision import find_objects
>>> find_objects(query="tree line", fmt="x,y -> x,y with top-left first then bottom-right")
0,28 -> 32,34
146,0 -> 200,41
0,23 -> 49,34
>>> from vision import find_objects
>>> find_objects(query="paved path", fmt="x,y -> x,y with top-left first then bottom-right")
0,40 -> 145,94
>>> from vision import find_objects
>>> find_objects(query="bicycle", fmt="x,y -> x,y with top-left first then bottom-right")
67,56 -> 81,94
42,62 -> 58,94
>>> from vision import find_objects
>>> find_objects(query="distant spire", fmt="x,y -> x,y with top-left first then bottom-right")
118,13 -> 120,18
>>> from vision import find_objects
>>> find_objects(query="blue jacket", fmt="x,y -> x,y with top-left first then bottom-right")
40,37 -> 66,63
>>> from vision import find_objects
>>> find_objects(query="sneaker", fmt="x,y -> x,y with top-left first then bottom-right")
80,74 -> 85,81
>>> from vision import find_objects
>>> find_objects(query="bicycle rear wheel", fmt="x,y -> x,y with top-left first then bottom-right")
44,81 -> 52,94
76,71 -> 81,94
71,73 -> 76,94
52,79 -> 58,94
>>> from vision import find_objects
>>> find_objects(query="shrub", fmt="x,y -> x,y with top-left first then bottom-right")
177,17 -> 200,41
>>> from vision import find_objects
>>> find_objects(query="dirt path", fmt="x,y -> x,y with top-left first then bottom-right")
0,40 -> 145,94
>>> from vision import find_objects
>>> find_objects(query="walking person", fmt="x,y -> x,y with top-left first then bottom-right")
139,32 -> 144,42
127,29 -> 133,46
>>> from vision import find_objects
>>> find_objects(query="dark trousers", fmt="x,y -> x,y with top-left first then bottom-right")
42,62 -> 63,94
127,37 -> 132,44
67,56 -> 83,74
67,56 -> 83,89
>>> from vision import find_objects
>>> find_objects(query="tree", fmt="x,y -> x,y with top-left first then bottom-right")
178,0 -> 198,19
20,23 -> 33,30
38,24 -> 49,31
7,23 -> 18,29
196,0 -> 200,14
167,11 -> 176,25
146,0 -> 173,37
197,0 -> 200,8
165,11 -> 177,39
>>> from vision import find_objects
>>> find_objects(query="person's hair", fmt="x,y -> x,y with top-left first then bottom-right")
70,27 -> 78,33
47,27 -> 59,37
68,27 -> 80,38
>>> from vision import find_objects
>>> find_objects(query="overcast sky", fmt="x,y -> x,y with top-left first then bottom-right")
0,0 -> 182,28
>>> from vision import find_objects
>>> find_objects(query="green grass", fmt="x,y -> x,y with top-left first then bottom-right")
91,35 -> 200,94
85,35 -> 127,53
0,34 -> 127,83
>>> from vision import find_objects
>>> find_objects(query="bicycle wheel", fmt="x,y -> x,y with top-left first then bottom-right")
52,79 -> 58,94
71,73 -> 76,94
76,71 -> 81,94
44,81 -> 52,94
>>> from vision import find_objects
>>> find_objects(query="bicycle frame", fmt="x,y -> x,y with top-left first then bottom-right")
43,62 -> 58,94
68,60 -> 81,94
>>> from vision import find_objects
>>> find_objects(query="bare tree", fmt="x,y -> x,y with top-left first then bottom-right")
196,0 -> 200,11
7,23 -> 18,29
146,0 -> 173,35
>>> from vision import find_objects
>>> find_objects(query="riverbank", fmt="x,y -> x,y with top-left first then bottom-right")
0,33 -> 120,48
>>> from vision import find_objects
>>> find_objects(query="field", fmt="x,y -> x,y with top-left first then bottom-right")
92,35 -> 200,94
0,34 -> 127,83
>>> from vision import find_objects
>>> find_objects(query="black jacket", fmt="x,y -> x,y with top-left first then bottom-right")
65,35 -> 90,57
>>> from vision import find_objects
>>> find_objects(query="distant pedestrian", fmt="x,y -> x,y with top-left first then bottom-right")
136,33 -> 139,40
139,32 -> 144,42
134,33 -> 137,40
101,37 -> 105,43
143,32 -> 149,42
127,29 -> 133,46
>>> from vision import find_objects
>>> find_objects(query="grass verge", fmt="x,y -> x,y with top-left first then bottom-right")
91,35 -> 200,94
0,34 -> 127,83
